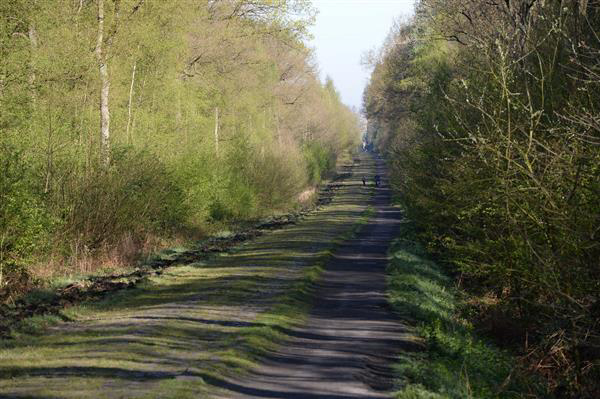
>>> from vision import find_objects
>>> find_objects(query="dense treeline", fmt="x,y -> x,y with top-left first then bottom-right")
0,1 -> 359,295
364,0 -> 599,397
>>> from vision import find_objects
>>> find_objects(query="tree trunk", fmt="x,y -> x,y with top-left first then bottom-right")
579,0 -> 588,15
214,106 -> 219,156
126,60 -> 136,145
79,80 -> 89,148
95,0 -> 110,165
28,22 -> 38,102
44,109 -> 53,194
131,75 -> 146,143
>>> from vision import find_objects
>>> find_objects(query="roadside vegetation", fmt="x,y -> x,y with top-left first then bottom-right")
365,1 -> 600,397
0,156 -> 373,398
388,225 -> 539,398
0,1 -> 360,300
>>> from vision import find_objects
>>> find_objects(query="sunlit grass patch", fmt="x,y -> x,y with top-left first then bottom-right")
152,378 -> 210,399
207,205 -> 375,380
212,250 -> 330,373
388,225 -> 528,399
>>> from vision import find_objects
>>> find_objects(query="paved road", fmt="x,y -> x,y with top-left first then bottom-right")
211,157 -> 419,399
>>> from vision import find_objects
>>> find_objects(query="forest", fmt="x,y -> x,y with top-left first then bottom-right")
364,0 -> 599,396
0,0 -> 359,296
2,0 -> 599,397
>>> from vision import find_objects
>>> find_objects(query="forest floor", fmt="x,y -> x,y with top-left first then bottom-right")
0,153 -> 419,399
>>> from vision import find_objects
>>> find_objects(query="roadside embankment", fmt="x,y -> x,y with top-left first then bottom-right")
387,224 -> 541,398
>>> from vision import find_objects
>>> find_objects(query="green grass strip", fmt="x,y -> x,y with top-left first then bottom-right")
387,223 -> 530,399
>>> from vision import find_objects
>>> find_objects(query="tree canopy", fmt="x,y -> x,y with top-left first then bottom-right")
364,1 -> 600,396
0,0 -> 360,295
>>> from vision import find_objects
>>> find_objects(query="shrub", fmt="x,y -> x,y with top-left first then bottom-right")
303,142 -> 335,185
0,143 -> 52,298
59,147 -> 187,250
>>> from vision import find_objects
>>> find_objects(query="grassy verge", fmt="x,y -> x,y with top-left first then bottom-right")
387,223 -> 533,398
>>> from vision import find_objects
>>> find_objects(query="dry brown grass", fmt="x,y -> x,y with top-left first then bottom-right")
28,229 -> 205,283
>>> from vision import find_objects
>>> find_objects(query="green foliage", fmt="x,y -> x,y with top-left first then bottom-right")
388,230 -> 534,399
0,0 -> 361,286
0,143 -> 52,300
303,142 -> 335,184
0,144 -> 52,267
365,1 -> 600,396
61,147 -> 187,248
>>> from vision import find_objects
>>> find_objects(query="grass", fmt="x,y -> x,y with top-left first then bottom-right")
387,223 -> 530,399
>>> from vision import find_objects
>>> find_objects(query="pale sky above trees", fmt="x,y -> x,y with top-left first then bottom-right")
310,0 -> 415,110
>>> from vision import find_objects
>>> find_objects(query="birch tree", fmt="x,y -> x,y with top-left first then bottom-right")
95,0 -> 110,165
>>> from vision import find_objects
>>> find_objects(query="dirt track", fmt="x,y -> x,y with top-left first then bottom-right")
209,156 -> 420,399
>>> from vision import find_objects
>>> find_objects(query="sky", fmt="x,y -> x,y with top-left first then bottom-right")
309,0 -> 416,111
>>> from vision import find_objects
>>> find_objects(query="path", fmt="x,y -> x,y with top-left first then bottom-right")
209,156 -> 418,398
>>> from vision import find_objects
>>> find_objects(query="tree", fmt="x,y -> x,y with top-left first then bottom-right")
0,0 -> 360,301
95,0 -> 110,164
364,1 -> 600,395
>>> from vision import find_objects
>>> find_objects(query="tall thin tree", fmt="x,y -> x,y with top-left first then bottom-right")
95,0 -> 110,165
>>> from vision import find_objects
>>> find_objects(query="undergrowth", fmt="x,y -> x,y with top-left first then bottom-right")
388,223 -> 542,398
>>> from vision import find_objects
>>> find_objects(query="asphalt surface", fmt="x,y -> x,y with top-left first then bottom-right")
212,156 -> 418,399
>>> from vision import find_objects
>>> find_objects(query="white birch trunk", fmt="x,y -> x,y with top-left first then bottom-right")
126,61 -> 137,145
28,23 -> 38,102
214,107 -> 219,156
95,0 -> 110,165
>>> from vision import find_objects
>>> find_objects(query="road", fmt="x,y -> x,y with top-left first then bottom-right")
209,155 -> 418,399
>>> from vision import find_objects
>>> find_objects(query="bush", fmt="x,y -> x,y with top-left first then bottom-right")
248,145 -> 306,210
0,143 -> 52,298
59,147 -> 187,250
303,142 -> 335,185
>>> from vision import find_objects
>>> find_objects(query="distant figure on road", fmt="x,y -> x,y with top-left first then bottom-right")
362,176 -> 366,186
374,174 -> 381,187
